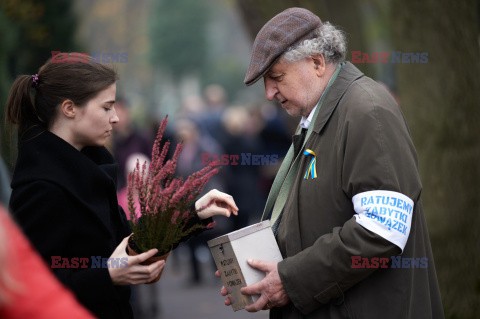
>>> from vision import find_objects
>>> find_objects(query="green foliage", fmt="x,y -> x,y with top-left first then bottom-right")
202,57 -> 245,103
148,0 -> 210,79
130,211 -> 204,256
0,0 -> 80,166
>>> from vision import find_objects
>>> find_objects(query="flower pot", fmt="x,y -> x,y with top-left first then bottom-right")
126,237 -> 172,284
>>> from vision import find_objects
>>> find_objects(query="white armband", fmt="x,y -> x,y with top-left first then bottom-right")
352,190 -> 414,252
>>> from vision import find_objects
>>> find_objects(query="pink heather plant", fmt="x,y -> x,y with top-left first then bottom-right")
127,116 -> 219,255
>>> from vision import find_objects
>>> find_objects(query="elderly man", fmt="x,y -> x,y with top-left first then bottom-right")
217,7 -> 444,319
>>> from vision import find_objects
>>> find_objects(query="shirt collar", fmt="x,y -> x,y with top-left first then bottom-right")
300,103 -> 318,129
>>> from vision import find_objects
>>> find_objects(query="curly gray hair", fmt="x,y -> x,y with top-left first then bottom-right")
282,22 -> 347,64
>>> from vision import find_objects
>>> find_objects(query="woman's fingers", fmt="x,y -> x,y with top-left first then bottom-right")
111,235 -> 132,257
214,201 -> 239,216
132,248 -> 159,265
138,260 -> 164,275
110,240 -> 166,285
151,260 -> 166,274
129,260 -> 165,282
212,191 -> 238,213
129,272 -> 154,282
199,190 -> 239,213
196,190 -> 239,219
209,206 -> 232,217
142,260 -> 164,283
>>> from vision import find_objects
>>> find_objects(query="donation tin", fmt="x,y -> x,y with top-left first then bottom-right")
208,220 -> 283,311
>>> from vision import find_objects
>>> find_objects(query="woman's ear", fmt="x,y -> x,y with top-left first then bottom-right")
60,100 -> 76,118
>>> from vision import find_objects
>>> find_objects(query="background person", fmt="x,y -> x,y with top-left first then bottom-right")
112,98 -> 153,190
174,116 -> 226,285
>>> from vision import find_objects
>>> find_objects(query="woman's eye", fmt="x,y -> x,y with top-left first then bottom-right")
104,107 -> 112,111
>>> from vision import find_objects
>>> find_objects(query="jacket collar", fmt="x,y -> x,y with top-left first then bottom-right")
11,126 -> 118,236
312,62 -> 364,134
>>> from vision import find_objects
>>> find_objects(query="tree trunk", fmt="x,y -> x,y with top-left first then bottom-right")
392,0 -> 480,317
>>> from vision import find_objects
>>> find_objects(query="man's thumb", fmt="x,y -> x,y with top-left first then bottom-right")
247,259 -> 270,272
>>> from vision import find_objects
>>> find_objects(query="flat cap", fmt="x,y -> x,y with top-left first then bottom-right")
244,7 -> 322,86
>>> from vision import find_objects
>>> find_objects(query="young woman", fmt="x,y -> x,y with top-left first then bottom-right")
5,54 -> 238,319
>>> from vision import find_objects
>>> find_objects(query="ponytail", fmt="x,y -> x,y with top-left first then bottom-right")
5,75 -> 44,133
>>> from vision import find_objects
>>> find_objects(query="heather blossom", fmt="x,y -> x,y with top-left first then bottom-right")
127,116 -> 219,255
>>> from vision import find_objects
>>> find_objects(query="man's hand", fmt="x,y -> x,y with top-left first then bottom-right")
215,259 -> 290,311
241,259 -> 290,312
215,270 -> 233,306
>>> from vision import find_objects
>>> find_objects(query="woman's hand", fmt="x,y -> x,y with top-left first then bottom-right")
108,235 -> 165,285
195,189 -> 239,220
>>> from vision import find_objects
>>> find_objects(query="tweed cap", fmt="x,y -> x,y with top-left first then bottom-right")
244,7 -> 322,86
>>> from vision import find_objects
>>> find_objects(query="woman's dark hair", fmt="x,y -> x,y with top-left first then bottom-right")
5,53 -> 118,133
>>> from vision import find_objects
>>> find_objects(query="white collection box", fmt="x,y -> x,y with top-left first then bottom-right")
207,220 -> 283,311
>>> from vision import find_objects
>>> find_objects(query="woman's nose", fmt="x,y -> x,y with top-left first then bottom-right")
111,109 -> 119,123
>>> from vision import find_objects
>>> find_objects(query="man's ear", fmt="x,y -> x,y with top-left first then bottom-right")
60,100 -> 76,118
312,54 -> 326,76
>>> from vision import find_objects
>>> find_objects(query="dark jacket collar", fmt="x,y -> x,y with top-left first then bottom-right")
11,125 -> 118,236
312,62 -> 364,134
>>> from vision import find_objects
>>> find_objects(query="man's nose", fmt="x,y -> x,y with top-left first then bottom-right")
264,79 -> 278,101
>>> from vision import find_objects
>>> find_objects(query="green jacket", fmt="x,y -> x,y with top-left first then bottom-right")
272,62 -> 444,318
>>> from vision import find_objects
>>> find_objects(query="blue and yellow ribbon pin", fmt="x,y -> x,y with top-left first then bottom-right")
303,149 -> 317,179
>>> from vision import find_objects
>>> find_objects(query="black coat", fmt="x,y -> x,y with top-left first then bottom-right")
10,126 -> 133,319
